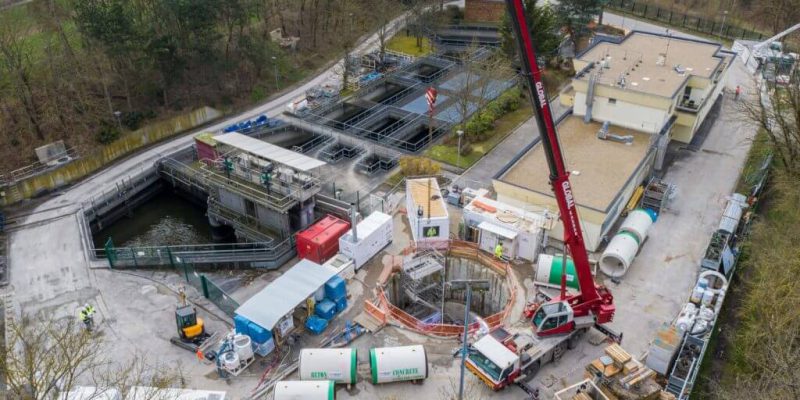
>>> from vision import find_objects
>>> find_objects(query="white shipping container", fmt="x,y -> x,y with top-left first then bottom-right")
299,348 -> 358,384
406,178 -> 449,243
273,381 -> 334,400
369,345 -> 428,384
461,195 -> 548,262
339,212 -> 393,270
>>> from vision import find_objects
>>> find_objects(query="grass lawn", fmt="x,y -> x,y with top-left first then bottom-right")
426,106 -> 533,169
386,33 -> 433,57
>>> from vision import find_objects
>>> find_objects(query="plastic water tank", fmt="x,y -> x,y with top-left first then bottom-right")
701,289 -> 715,307
234,334 -> 254,361
221,351 -> 239,371
690,286 -> 704,304
599,231 -> 640,277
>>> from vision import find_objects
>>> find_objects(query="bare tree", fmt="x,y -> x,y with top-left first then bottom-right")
449,46 -> 514,139
0,13 -> 45,141
739,75 -> 800,176
0,316 -> 184,400
438,376 -> 486,400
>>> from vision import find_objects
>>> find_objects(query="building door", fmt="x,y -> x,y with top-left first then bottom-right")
245,199 -> 257,220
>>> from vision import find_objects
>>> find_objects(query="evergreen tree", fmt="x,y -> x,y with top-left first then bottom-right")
499,0 -> 561,60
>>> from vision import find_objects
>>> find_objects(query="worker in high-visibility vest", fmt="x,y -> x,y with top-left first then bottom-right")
494,243 -> 504,259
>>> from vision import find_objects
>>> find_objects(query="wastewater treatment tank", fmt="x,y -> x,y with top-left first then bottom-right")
273,380 -> 335,400
299,348 -> 357,385
369,345 -> 428,384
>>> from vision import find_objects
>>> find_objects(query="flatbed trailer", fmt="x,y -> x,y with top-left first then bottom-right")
465,326 -> 587,391
466,317 -> 622,392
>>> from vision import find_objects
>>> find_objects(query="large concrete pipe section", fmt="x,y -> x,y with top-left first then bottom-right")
535,253 -> 579,290
619,208 -> 656,243
599,209 -> 657,277
599,231 -> 640,277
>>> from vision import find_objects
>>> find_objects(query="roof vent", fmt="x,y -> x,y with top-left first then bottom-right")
674,64 -> 686,74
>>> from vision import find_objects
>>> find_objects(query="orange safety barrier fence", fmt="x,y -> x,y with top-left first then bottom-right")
367,240 -> 520,338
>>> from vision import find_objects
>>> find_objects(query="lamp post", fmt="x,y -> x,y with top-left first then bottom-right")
448,279 -> 490,400
272,56 -> 280,89
113,110 -> 122,130
456,130 -> 464,169
719,11 -> 729,38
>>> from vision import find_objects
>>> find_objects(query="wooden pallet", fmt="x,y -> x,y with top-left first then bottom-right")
353,311 -> 384,333
605,343 -> 632,365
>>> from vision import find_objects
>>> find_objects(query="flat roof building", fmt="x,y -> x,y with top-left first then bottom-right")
494,116 -> 656,251
495,32 -> 733,250
561,31 -> 734,143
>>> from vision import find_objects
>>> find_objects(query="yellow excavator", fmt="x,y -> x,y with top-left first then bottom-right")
170,288 -> 212,355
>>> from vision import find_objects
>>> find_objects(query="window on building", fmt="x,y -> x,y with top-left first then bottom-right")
608,98 -> 617,104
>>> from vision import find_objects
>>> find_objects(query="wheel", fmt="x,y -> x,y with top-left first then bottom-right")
552,341 -> 567,361
567,328 -> 586,350
523,360 -> 541,381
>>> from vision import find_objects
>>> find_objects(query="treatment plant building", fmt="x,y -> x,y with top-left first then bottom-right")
493,32 -> 734,250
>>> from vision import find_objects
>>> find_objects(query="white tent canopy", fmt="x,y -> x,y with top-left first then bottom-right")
235,259 -> 336,331
214,132 -> 326,172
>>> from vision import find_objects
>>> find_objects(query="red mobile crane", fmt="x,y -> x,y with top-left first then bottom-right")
505,0 -> 615,337
463,0 -> 618,392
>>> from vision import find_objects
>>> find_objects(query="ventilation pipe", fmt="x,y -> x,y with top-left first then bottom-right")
350,203 -> 358,243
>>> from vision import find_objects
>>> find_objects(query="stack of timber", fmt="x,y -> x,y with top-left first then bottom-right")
585,344 -> 663,400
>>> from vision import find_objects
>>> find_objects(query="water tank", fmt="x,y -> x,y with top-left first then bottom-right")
619,209 -> 655,243
599,232 -> 639,277
535,254 -> 579,290
221,351 -> 239,371
273,380 -> 335,400
369,345 -> 428,384
234,335 -> 254,361
299,348 -> 357,384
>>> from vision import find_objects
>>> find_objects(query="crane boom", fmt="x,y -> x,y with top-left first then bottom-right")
504,0 -> 615,335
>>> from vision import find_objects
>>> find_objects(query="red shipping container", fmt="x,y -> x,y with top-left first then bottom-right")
296,215 -> 351,264
195,133 -> 219,166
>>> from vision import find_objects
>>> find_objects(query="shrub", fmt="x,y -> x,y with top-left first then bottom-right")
96,121 -> 121,144
459,141 -> 473,156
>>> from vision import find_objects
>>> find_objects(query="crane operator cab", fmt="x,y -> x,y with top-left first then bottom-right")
176,305 -> 205,341
531,301 -> 574,336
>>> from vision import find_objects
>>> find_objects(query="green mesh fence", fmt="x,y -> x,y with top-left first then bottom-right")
103,239 -> 239,317
176,259 -> 239,317
203,276 -> 239,317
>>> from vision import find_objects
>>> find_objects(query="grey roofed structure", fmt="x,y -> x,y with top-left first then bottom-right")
214,132 -> 327,172
234,259 -> 337,331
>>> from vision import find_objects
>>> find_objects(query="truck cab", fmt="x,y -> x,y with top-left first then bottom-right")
532,300 -> 575,335
466,334 -> 521,390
